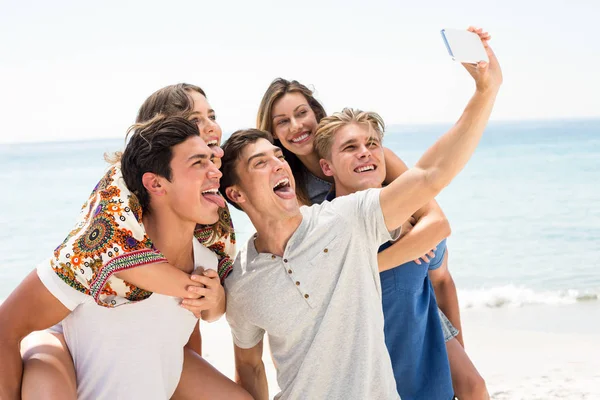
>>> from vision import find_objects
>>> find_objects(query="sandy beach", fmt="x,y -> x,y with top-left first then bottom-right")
200,302 -> 600,399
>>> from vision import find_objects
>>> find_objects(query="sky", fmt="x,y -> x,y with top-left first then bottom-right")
1,0 -> 598,144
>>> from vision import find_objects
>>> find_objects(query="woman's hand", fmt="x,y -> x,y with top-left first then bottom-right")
181,269 -> 225,319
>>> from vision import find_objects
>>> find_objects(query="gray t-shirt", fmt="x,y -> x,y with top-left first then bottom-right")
225,188 -> 401,400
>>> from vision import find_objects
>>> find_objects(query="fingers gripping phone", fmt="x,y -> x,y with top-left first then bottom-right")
441,28 -> 489,64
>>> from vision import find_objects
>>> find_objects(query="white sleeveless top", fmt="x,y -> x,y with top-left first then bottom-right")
37,238 -> 216,399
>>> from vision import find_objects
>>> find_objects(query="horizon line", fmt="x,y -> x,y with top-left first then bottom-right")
1,116 -> 599,146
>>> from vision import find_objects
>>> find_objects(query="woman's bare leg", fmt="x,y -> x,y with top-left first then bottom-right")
446,337 -> 489,400
171,347 -> 252,400
20,330 -> 77,400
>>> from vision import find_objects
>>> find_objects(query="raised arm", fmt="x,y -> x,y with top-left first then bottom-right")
381,28 -> 501,231
234,341 -> 269,400
378,148 -> 451,270
0,271 -> 71,399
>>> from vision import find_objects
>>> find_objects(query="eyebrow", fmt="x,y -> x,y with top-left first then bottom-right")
339,136 -> 381,149
272,104 -> 309,120
189,109 -> 215,117
188,153 -> 209,163
247,148 -> 283,165
339,138 -> 359,149
247,152 -> 266,165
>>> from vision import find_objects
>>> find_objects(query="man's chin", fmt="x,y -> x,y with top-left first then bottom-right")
196,213 -> 220,226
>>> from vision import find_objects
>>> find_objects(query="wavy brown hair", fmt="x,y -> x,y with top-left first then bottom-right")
256,78 -> 327,205
107,83 -> 230,240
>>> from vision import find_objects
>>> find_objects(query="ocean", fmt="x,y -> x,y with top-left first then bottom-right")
1,119 -> 599,309
2,118 -> 599,399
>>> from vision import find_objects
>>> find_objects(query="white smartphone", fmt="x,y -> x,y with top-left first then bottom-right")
440,28 -> 489,64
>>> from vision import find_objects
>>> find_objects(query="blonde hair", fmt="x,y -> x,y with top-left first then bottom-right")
314,108 -> 385,160
256,78 -> 327,205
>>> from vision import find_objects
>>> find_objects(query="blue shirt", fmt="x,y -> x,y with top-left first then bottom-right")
379,238 -> 454,400
324,190 -> 454,399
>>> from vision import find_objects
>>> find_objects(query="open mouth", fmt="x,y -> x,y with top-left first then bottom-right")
272,178 -> 295,199
290,132 -> 310,144
206,139 -> 219,147
354,164 -> 376,173
201,188 -> 225,208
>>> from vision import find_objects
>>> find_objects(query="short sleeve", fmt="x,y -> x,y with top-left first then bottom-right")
50,165 -> 167,308
226,304 -> 265,349
332,188 -> 401,246
428,239 -> 448,271
225,276 -> 265,349
37,258 -> 88,311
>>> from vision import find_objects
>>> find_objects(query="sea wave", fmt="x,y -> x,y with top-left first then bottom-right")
458,285 -> 599,309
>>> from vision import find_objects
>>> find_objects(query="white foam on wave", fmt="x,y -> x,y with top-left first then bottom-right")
458,284 -> 599,309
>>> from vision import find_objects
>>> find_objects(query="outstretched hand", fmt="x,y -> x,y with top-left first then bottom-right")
462,27 -> 503,93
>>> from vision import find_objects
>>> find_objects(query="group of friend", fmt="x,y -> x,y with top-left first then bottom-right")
0,27 -> 501,399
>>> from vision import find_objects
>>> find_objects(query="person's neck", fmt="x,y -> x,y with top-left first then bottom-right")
250,212 -> 303,256
143,207 -> 196,273
335,181 -> 383,198
297,152 -> 333,182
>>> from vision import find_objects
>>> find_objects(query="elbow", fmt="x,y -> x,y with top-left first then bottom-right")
437,217 -> 451,240
424,168 -> 449,195
434,272 -> 455,292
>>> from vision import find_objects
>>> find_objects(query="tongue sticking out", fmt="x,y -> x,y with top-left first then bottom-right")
274,185 -> 295,199
202,193 -> 226,208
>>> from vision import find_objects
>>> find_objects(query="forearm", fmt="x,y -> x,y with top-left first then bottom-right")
434,272 -> 464,346
236,362 -> 268,400
0,338 -> 23,399
115,262 -> 198,299
378,216 -> 450,271
200,293 -> 226,322
418,88 -> 499,192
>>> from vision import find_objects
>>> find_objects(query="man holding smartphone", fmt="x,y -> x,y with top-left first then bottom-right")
218,30 -> 501,399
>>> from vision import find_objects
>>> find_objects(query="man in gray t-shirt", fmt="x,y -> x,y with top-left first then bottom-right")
219,53 -> 501,397
226,187 -> 401,399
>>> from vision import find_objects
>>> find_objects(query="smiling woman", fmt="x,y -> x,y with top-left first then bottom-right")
255,69 -> 491,400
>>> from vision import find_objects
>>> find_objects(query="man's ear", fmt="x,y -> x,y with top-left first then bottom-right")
142,172 -> 166,196
225,186 -> 245,206
320,158 -> 335,177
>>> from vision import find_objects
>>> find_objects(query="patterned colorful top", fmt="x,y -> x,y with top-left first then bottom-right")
51,165 -> 236,308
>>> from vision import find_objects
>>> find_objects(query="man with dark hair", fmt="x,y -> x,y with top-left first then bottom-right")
220,42 -> 501,399
0,117 -> 242,399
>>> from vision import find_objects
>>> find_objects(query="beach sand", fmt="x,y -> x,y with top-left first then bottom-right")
200,302 -> 600,399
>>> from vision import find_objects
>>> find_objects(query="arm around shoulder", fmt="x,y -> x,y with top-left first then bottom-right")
115,262 -> 203,300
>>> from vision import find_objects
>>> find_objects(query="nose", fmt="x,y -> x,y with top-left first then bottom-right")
203,118 -> 217,134
357,144 -> 371,159
208,162 -> 223,180
290,118 -> 301,133
273,155 -> 285,171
